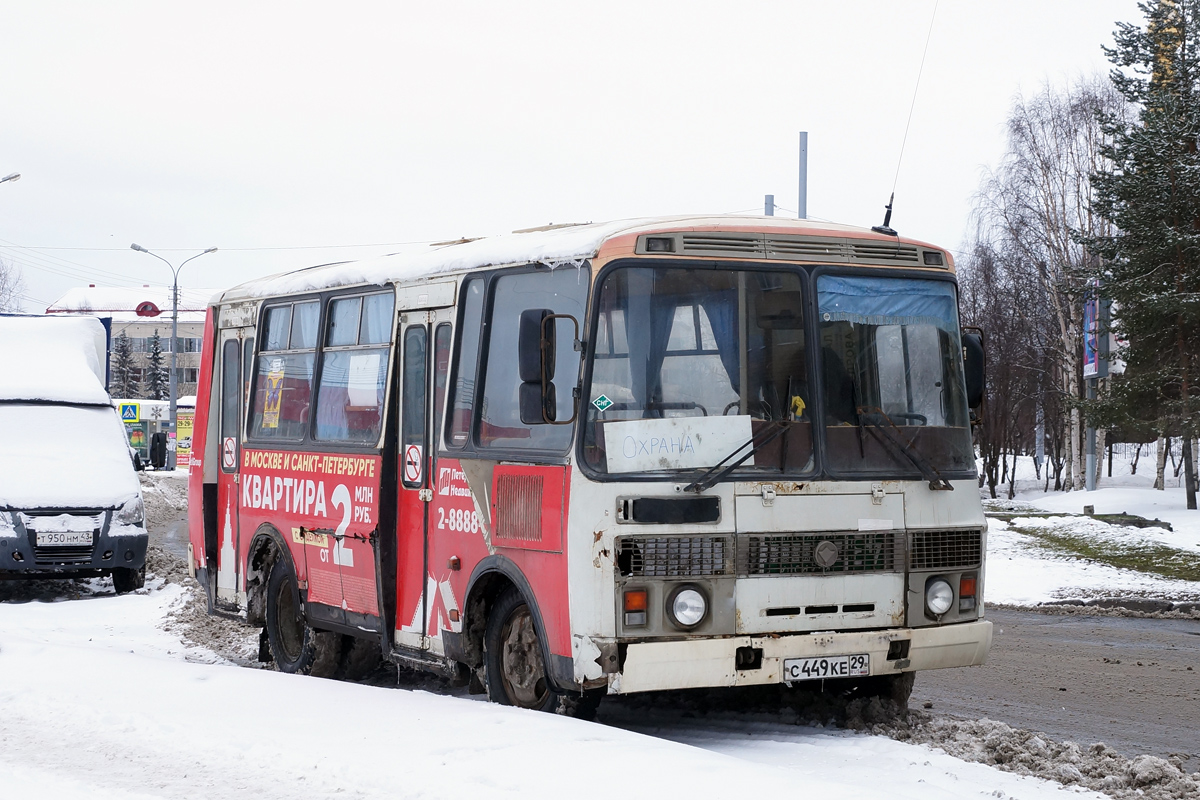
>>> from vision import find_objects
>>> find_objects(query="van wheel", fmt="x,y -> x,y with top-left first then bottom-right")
264,556 -> 342,677
113,566 -> 145,594
483,588 -> 601,719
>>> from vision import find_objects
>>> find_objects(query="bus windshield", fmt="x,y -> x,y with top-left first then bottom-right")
818,275 -> 973,477
584,266 -> 814,476
581,266 -> 973,480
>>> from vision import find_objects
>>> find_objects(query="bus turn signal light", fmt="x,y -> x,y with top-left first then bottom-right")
624,589 -> 648,627
959,574 -> 977,612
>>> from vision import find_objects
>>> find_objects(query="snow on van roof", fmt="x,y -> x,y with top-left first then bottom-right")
0,315 -> 110,405
215,215 -> 880,303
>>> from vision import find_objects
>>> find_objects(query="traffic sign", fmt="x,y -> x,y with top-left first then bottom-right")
119,402 -> 140,423
222,437 -> 237,469
404,444 -> 423,484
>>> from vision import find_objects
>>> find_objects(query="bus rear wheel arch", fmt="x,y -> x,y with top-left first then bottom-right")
264,554 -> 340,677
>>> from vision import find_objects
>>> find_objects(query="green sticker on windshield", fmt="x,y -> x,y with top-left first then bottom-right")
592,395 -> 613,412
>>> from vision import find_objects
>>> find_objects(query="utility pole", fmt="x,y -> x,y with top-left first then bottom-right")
130,244 -> 218,470
798,131 -> 808,219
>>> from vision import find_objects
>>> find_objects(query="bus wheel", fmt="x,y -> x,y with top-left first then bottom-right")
264,557 -> 342,678
855,671 -> 915,710
112,565 -> 145,594
338,636 -> 382,681
483,588 -> 602,719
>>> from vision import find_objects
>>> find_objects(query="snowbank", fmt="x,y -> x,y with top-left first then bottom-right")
980,451 -> 1200,604
0,315 -> 110,405
985,517 -> 1200,605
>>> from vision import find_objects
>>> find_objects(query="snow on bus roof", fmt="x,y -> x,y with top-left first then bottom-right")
215,215 -> 906,303
0,315 -> 110,405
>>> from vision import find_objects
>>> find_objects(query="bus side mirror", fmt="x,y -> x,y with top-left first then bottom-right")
518,308 -> 580,425
519,309 -> 556,424
962,331 -> 985,410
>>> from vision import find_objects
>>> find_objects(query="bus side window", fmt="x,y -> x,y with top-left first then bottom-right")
477,267 -> 587,451
242,337 -> 253,427
447,279 -> 484,447
433,323 -> 452,452
220,339 -> 240,473
401,326 -> 427,488
249,301 -> 318,440
314,292 -> 394,444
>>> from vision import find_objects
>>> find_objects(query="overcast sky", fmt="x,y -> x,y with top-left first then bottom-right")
1,1 -> 1142,312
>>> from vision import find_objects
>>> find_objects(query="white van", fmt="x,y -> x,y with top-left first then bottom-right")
0,315 -> 148,592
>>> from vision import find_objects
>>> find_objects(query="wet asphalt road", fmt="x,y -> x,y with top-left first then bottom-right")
912,607 -> 1200,769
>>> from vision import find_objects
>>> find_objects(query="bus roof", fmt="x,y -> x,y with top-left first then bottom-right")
213,215 -> 946,305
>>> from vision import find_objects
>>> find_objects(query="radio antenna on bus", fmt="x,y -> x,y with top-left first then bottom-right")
872,0 -> 939,237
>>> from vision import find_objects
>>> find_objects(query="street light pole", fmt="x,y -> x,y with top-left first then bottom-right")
0,173 -> 20,185
130,244 -> 217,470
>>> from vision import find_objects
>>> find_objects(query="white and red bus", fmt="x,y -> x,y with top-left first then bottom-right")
187,215 -> 991,716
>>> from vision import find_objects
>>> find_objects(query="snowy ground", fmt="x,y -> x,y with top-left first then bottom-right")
2,463 -> 1199,799
0,582 -> 1115,800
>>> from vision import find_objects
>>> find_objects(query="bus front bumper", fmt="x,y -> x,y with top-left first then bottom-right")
608,619 -> 992,695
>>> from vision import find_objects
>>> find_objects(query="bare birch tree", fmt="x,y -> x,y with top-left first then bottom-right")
0,256 -> 23,312
972,77 -> 1130,491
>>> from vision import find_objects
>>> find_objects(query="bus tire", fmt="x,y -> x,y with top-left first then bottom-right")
112,565 -> 145,594
264,556 -> 342,678
338,635 -> 382,681
880,670 -> 915,709
853,671 -> 915,710
483,587 -> 601,719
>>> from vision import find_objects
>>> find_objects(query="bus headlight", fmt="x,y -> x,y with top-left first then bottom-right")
925,578 -> 954,617
667,584 -> 708,629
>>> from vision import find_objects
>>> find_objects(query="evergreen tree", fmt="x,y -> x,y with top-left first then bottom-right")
110,330 -> 138,398
1090,0 -> 1200,509
145,330 -> 169,401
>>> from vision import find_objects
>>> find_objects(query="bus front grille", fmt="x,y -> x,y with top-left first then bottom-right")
738,532 -> 900,576
617,536 -> 731,577
910,529 -> 983,570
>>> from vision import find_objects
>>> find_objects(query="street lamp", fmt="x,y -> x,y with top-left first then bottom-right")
130,243 -> 218,470
0,173 -> 19,185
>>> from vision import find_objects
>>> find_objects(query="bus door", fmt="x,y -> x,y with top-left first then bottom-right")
394,311 -> 454,652
215,326 -> 251,610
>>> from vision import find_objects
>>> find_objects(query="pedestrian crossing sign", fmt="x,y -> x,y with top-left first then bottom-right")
119,402 -> 140,423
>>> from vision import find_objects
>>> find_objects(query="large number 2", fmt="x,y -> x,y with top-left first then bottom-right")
332,484 -> 353,567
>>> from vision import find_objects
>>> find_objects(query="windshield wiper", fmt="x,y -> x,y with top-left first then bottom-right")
855,407 -> 953,491
683,422 -> 790,494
